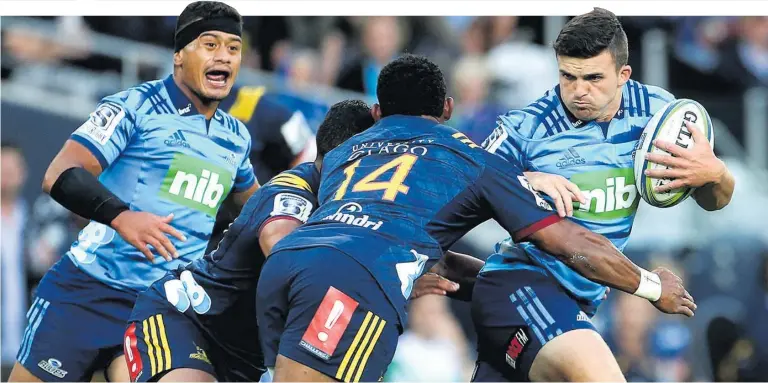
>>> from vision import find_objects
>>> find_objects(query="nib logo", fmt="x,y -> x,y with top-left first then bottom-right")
570,168 -> 638,220
159,154 -> 234,216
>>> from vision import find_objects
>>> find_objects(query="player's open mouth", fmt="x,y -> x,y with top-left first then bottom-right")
205,69 -> 230,88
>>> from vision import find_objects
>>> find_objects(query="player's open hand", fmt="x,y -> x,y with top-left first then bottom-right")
652,267 -> 697,317
410,273 -> 460,299
110,211 -> 187,263
524,171 -> 587,217
644,121 -> 725,193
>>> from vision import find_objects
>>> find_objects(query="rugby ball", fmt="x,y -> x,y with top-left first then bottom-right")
633,99 -> 714,208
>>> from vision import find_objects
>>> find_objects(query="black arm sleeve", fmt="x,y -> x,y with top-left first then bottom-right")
49,167 -> 129,226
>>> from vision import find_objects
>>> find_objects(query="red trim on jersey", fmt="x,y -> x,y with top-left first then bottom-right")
513,215 -> 562,242
124,323 -> 143,382
257,216 -> 304,237
301,287 -> 359,358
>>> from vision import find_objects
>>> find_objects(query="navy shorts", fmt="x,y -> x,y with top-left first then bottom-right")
470,267 -> 598,382
256,247 -> 400,383
17,256 -> 137,381
126,275 -> 266,382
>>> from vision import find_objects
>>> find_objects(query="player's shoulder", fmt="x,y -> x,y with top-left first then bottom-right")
623,79 -> 676,116
264,162 -> 319,195
218,108 -> 253,143
100,78 -> 175,118
498,86 -> 567,141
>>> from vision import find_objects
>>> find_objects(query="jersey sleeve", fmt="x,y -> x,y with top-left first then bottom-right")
256,167 -> 319,233
477,151 -> 561,242
480,112 -> 528,169
70,99 -> 137,170
233,129 -> 257,192
646,84 -> 677,114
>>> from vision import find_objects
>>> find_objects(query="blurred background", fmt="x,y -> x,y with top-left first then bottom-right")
1,15 -> 767,382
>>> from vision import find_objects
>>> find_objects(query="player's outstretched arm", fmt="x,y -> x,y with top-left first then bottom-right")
527,220 -> 697,317
43,140 -> 186,262
645,121 -> 735,211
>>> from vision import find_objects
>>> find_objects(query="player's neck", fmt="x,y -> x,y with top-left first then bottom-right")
420,115 -> 442,124
595,89 -> 623,123
173,75 -> 220,120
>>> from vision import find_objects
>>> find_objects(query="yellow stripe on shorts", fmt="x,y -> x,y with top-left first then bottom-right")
143,314 -> 172,377
335,311 -> 386,383
141,318 -> 156,377
156,314 -> 172,371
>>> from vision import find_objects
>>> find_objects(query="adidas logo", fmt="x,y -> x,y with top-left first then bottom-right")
165,130 -> 190,148
576,311 -> 590,322
556,148 -> 586,169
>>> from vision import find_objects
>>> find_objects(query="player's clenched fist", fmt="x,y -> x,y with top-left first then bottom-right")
524,171 -> 587,218
651,267 -> 697,317
111,211 -> 187,262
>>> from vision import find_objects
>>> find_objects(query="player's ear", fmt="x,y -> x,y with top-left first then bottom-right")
442,97 -> 454,122
618,65 -> 632,87
372,104 -> 383,122
174,50 -> 184,67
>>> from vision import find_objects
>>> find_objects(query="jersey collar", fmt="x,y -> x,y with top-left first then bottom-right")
163,74 -> 207,117
554,84 -> 625,128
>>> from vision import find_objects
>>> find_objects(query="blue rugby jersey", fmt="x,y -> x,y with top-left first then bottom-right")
67,75 -> 256,292
481,80 -> 675,314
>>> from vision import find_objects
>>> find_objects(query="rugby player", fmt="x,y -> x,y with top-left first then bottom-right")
473,8 -> 734,382
9,2 -> 258,382
123,99 -> 374,383
255,54 -> 695,383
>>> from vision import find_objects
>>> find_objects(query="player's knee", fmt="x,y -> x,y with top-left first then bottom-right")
529,329 -> 625,382
8,362 -> 43,382
273,355 -> 336,383
157,368 -> 216,382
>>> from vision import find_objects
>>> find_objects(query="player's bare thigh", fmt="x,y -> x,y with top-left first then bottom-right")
156,368 -> 216,382
105,355 -> 130,382
8,362 -> 43,382
529,329 -> 625,382
272,355 -> 336,382
106,355 -> 215,383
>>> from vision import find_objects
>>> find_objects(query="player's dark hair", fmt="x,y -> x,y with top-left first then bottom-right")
316,100 -> 374,157
553,7 -> 628,69
175,1 -> 243,35
376,54 -> 446,118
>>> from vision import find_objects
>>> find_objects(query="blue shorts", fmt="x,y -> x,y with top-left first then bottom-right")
256,247 -> 400,383
17,256 -> 137,381
126,275 -> 266,382
470,267 -> 598,382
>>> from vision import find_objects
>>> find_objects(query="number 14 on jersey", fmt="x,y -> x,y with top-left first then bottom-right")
334,154 -> 418,201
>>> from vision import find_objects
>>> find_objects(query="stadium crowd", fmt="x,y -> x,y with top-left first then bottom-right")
2,14 -> 767,382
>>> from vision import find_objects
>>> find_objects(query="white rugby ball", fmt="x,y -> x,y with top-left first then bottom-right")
633,99 -> 714,208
